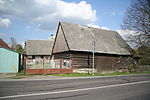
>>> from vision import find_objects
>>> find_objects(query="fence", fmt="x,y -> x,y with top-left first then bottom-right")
137,65 -> 150,72
26,59 -> 72,69
25,58 -> 72,74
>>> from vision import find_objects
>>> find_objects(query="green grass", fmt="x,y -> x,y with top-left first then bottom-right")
54,71 -> 150,77
10,70 -> 49,79
9,70 -> 32,79
11,76 -> 23,79
40,74 -> 49,76
16,70 -> 32,77
9,70 -> 150,79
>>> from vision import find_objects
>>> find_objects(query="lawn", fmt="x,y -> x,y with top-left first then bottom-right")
54,71 -> 150,77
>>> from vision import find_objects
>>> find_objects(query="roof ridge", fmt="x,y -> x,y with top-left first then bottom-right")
59,21 -> 132,55
60,21 -> 117,32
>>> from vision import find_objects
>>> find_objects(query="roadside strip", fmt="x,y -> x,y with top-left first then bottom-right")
0,74 -> 150,82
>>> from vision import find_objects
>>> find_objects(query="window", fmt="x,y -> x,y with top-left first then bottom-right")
62,60 -> 71,69
41,56 -> 44,58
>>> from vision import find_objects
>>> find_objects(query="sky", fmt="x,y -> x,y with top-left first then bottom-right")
0,0 -> 132,46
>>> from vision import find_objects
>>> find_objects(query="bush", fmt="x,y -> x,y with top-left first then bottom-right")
137,46 -> 150,65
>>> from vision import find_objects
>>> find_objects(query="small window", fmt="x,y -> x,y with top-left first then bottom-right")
41,56 -> 44,58
63,61 -> 67,67
32,56 -> 35,59
62,60 -> 71,69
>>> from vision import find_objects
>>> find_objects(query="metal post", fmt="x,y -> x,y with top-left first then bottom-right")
24,56 -> 26,74
88,27 -> 96,76
43,59 -> 44,69
92,40 -> 95,76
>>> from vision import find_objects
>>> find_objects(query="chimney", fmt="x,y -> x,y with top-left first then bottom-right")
50,34 -> 54,41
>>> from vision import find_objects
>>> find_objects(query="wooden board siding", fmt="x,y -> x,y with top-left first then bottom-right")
53,51 -> 132,73
53,25 -> 69,53
96,56 -> 118,73
54,52 -> 71,59
69,52 -> 96,69
72,53 -> 95,68
53,52 -> 95,69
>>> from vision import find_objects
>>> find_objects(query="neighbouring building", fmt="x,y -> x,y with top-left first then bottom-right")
0,39 -> 11,50
25,39 -> 53,74
0,39 -> 19,73
25,40 -> 53,59
51,22 -> 134,73
24,38 -> 72,74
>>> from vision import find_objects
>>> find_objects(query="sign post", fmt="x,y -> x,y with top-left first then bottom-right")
92,40 -> 96,76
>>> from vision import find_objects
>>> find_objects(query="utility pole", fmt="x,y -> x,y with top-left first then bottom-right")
87,27 -> 96,76
92,40 -> 95,76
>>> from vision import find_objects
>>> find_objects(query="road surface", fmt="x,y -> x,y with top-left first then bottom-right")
0,74 -> 150,100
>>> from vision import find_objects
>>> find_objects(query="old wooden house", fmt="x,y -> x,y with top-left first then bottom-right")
52,22 -> 133,73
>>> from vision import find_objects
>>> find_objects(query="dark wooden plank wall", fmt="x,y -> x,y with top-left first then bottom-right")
96,56 -> 118,72
53,52 -> 96,69
54,52 -> 71,59
71,53 -> 96,69
53,51 -> 131,72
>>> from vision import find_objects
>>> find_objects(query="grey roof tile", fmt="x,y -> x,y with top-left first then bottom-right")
25,40 -> 53,55
60,22 -> 132,55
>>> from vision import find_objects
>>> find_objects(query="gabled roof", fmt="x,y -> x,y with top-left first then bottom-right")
0,39 -> 11,50
25,40 -> 54,55
54,22 -> 132,55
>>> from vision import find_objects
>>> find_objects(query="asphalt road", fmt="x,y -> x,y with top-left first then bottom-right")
0,74 -> 150,100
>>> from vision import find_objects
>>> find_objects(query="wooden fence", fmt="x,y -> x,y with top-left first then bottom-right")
137,65 -> 150,72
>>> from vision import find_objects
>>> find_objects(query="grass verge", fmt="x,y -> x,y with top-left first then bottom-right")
10,71 -> 32,79
54,71 -> 150,77
10,71 -> 48,79
9,71 -> 150,79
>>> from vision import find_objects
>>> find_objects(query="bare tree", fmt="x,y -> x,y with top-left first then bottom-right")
9,37 -> 24,53
122,0 -> 150,47
10,37 -> 17,47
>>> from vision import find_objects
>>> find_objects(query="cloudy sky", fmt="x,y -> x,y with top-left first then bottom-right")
0,0 -> 132,45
